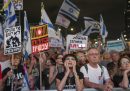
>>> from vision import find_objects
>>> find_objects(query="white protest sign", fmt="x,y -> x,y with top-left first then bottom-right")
107,40 -> 125,52
49,38 -> 63,47
66,34 -> 88,51
4,26 -> 21,55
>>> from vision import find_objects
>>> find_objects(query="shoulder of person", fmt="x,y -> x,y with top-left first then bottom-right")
56,72 -> 65,80
77,71 -> 84,79
2,67 -> 11,77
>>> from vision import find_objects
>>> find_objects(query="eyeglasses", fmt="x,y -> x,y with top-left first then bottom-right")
121,61 -> 130,64
88,53 -> 99,56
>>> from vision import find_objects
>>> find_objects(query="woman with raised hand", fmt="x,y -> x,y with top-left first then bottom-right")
56,54 -> 84,91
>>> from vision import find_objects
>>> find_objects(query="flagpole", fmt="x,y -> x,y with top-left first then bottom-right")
39,52 -> 43,90
18,10 -> 21,26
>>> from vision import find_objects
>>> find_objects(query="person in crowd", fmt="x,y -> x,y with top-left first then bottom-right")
28,74 -> 39,90
100,51 -> 112,67
56,54 -> 84,91
28,54 -> 40,90
0,48 -> 11,71
112,56 -> 130,88
42,58 -> 56,90
107,62 -> 117,80
2,53 -> 25,91
76,51 -> 87,69
55,54 -> 64,73
80,47 -> 113,91
110,50 -> 120,66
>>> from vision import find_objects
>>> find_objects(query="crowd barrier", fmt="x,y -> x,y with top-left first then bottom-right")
44,88 -> 130,91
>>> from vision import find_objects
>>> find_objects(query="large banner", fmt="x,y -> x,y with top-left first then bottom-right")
107,40 -> 125,52
4,26 -> 21,55
30,25 -> 49,53
13,0 -> 23,10
66,34 -> 88,51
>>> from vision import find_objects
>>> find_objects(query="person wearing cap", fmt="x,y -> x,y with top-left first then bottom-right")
56,54 -> 84,91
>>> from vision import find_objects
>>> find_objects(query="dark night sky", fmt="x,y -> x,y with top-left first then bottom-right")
23,0 -> 127,40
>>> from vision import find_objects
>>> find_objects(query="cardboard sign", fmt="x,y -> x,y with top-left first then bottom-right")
4,26 -> 21,55
107,40 -> 125,52
30,25 -> 49,53
66,34 -> 88,51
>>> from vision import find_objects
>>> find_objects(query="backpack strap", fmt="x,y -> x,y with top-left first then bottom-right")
99,64 -> 104,76
84,64 -> 88,73
84,64 -> 104,76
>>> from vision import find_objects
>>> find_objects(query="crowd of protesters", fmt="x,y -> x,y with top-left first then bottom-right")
0,43 -> 130,91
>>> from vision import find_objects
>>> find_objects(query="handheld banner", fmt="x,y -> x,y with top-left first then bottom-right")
4,26 -> 21,55
107,40 -> 125,52
66,34 -> 88,51
30,24 -> 49,53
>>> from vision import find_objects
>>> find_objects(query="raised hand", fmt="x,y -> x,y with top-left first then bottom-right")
64,62 -> 70,73
72,61 -> 77,75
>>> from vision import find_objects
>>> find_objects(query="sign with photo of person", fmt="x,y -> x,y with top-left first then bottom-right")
12,0 -> 23,10
66,34 -> 88,51
4,26 -> 21,55
30,24 -> 49,53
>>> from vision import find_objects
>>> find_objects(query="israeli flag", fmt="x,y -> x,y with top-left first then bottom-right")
78,17 -> 100,36
23,11 -> 32,60
100,15 -> 108,38
59,0 -> 80,21
40,2 -> 58,39
0,23 -> 3,44
4,0 -> 17,28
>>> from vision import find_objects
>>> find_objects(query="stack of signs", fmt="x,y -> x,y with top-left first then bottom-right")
30,24 -> 49,53
4,26 -> 21,55
66,34 -> 88,51
107,40 -> 125,52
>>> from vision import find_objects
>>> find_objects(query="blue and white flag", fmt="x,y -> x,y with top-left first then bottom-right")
40,2 -> 58,39
59,0 -> 80,21
100,15 -> 108,38
21,65 -> 30,91
0,23 -> 4,44
4,0 -> 17,28
78,17 -> 100,36
23,11 -> 32,60
55,14 -> 70,28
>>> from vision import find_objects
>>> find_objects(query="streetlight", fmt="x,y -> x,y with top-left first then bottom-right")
70,28 -> 74,31
124,34 -> 127,37
58,28 -> 61,31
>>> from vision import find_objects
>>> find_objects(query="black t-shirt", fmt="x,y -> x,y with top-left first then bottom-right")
2,65 -> 25,91
42,68 -> 50,90
56,71 -> 84,89
112,74 -> 130,87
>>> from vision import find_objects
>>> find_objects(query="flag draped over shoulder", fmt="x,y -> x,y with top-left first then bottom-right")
78,17 -> 100,36
23,11 -> 32,60
100,15 -> 108,38
3,0 -> 17,28
55,14 -> 70,28
40,2 -> 58,39
59,0 -> 80,21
